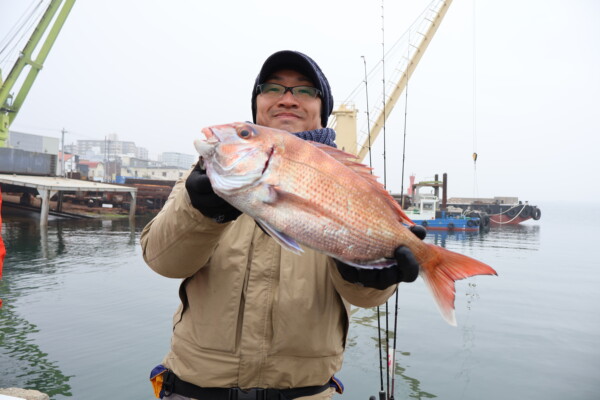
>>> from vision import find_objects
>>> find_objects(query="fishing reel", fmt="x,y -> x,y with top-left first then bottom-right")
369,391 -> 389,400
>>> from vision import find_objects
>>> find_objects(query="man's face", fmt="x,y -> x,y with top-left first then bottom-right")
255,69 -> 323,133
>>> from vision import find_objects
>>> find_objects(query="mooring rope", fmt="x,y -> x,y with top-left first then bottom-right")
490,204 -> 527,224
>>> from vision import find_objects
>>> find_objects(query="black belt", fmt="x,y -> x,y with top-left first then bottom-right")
162,370 -> 330,400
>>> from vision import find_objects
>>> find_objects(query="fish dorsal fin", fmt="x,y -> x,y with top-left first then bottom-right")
310,142 -> 376,181
310,142 -> 414,226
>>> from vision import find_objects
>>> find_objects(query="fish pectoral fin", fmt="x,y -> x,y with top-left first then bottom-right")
256,220 -> 304,255
337,257 -> 397,270
271,187 -> 314,208
261,185 -> 279,205
260,186 -> 307,207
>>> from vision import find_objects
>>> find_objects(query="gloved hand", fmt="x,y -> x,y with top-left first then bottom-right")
335,225 -> 427,290
185,160 -> 242,223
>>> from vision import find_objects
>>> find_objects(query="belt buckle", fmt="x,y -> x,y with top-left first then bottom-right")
232,388 -> 268,400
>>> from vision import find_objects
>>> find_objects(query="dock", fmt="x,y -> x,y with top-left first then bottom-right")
0,174 -> 137,226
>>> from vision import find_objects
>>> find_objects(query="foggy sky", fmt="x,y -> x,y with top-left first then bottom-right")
1,0 -> 598,203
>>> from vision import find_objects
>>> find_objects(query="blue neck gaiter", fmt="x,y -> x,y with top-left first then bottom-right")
294,128 -> 337,148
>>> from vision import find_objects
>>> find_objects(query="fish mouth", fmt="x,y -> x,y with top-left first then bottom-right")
194,124 -> 273,180
194,126 -> 222,156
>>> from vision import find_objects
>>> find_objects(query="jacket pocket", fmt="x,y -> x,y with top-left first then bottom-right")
270,252 -> 346,357
174,263 -> 245,353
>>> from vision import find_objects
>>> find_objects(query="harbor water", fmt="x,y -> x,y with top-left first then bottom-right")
0,202 -> 598,399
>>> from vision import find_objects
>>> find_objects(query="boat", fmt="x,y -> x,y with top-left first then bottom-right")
404,174 -> 541,226
446,197 -> 541,226
404,196 -> 483,232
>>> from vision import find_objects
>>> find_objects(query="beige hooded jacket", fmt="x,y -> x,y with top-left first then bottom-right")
141,173 -> 396,390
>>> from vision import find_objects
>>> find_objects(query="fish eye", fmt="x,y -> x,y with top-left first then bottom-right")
239,129 -> 251,139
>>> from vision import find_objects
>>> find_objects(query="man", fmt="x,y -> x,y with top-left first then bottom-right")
141,50 -> 425,399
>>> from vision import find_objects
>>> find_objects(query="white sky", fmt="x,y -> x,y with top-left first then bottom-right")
1,0 -> 598,202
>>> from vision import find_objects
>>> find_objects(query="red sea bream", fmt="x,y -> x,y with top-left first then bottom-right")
194,122 -> 497,325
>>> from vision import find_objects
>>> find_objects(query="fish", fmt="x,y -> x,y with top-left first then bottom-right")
194,122 -> 497,325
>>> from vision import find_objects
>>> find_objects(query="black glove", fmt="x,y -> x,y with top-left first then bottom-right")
185,161 -> 242,223
336,225 -> 426,290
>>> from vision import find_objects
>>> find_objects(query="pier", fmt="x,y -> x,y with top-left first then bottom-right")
0,174 -> 137,226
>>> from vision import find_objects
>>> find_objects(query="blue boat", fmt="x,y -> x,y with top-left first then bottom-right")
404,196 -> 481,232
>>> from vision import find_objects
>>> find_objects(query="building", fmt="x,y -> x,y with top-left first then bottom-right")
135,146 -> 149,160
78,160 -> 105,181
76,134 -> 148,161
63,143 -> 77,154
120,155 -> 150,168
57,152 -> 79,177
2,130 -> 59,175
123,165 -> 187,181
7,130 -> 59,154
160,152 -> 196,169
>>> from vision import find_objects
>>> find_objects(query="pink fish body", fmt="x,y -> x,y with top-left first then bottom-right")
195,122 -> 497,325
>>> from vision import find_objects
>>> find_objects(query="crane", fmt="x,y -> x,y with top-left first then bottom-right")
331,0 -> 453,161
0,0 -> 76,148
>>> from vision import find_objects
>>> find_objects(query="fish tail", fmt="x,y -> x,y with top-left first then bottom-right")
420,243 -> 497,326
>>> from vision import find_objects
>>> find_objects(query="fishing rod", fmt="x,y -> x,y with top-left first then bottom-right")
362,54 -> 386,400
362,56 -> 373,171
389,32 -> 412,400
380,1 -> 392,399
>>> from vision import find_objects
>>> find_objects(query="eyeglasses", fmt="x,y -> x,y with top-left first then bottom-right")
257,83 -> 322,100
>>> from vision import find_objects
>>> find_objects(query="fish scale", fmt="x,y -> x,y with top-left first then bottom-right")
195,122 -> 497,326
268,150 -> 400,261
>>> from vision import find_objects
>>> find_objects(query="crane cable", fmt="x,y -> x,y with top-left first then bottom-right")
341,2 -> 432,106
0,1 -> 45,68
472,0 -> 479,198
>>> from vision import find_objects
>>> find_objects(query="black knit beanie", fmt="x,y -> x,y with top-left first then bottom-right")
251,50 -> 334,128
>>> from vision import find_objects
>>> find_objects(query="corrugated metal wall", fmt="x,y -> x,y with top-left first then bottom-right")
0,148 -> 56,175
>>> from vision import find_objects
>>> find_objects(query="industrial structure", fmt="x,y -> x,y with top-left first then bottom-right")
330,0 -> 453,161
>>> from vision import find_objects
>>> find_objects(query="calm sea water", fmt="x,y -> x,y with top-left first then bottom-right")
0,202 -> 598,400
